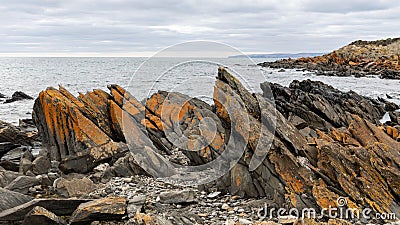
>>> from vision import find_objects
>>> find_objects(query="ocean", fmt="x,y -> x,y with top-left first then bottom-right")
0,57 -> 399,125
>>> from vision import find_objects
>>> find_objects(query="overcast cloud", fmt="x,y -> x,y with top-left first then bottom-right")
0,0 -> 399,56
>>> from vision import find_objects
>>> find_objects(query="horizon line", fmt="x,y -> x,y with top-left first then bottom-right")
0,51 -> 324,58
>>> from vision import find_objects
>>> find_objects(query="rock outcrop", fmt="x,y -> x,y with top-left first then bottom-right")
260,37 -> 400,79
32,85 -> 137,173
24,67 -> 400,224
4,91 -> 34,104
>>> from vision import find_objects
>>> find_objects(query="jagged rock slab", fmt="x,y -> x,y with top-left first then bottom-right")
262,79 -> 390,133
0,166 -> 19,187
69,197 -> 127,224
22,206 -> 66,225
145,91 -> 226,165
33,86 -> 131,173
0,198 -> 91,221
0,120 -> 36,146
31,67 -> 400,222
0,187 -> 33,212
5,175 -> 39,194
0,142 -> 21,158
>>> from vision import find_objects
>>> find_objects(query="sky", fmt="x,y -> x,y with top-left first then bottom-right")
0,0 -> 399,57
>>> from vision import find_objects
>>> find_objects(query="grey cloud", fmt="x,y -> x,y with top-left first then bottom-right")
0,0 -> 399,55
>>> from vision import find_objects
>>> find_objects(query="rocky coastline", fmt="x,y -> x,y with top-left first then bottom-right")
259,37 -> 400,79
0,67 -> 399,224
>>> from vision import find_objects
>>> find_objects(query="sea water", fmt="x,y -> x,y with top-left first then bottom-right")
0,57 -> 399,125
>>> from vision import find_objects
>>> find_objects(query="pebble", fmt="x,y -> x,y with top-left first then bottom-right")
239,218 -> 253,224
123,177 -> 132,183
221,203 -> 230,210
207,191 -> 221,199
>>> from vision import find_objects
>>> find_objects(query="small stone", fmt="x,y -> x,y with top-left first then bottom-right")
124,177 -> 132,183
127,195 -> 146,218
238,218 -> 252,224
278,215 -> 298,224
207,191 -> 221,199
221,203 -> 230,210
32,156 -> 51,175
225,219 -> 236,225
48,172 -> 58,180
198,213 -> 208,217
158,189 -> 196,204
93,163 -> 110,172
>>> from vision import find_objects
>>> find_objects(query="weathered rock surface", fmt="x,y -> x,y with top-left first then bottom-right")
31,155 -> 51,174
0,198 -> 90,221
0,166 -> 19,187
54,175 -> 98,198
69,197 -> 127,224
145,91 -> 226,165
260,37 -> 400,79
157,190 -> 196,204
0,187 -> 33,212
33,85 -> 134,173
22,206 -> 66,225
5,175 -> 39,194
0,142 -> 20,157
261,79 -> 391,133
27,67 -> 400,224
0,120 -> 37,146
4,91 -> 34,104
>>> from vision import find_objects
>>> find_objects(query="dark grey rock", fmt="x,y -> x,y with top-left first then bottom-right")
158,190 -> 196,204
4,91 -> 34,104
0,167 -> 19,187
32,155 -> 51,174
127,194 -> 146,218
5,175 -> 40,194
0,187 -> 33,212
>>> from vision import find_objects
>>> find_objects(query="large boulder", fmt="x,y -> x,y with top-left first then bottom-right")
54,175 -> 98,198
33,86 -> 134,173
261,79 -> 388,134
145,91 -> 226,165
209,67 -> 400,217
